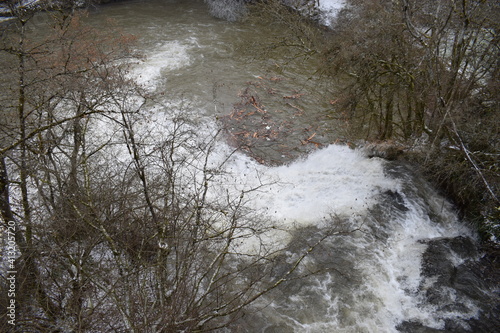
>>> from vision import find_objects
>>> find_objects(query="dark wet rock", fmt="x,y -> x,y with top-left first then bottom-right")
412,237 -> 500,332
397,321 -> 447,333
384,189 -> 409,212
421,237 -> 477,287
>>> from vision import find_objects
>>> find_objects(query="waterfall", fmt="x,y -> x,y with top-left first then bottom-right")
209,143 -> 479,332
82,1 -> 498,331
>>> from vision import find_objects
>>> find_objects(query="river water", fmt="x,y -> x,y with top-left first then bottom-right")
76,0 -> 492,331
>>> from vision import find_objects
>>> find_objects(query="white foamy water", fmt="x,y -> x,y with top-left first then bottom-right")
251,145 -> 398,224
354,191 -> 476,332
115,2 -> 478,330
317,0 -> 346,26
212,144 -> 400,227
221,144 -> 476,332
318,0 -> 346,15
83,85 -> 477,331
130,40 -> 193,89
127,41 -> 400,230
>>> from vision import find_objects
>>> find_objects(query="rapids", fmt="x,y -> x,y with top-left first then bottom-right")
26,0 -> 498,331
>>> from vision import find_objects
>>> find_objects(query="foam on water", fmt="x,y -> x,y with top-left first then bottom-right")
210,139 -> 477,332
213,144 -> 398,221
119,16 -> 477,330
196,143 -> 400,254
104,91 -> 477,333
130,40 -> 193,89
84,84 -> 478,330
317,0 -> 346,26
357,211 -> 468,331
117,70 -> 477,333
318,0 -> 346,15
249,145 -> 398,224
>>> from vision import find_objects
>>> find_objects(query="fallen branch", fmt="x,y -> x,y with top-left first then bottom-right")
451,121 -> 499,203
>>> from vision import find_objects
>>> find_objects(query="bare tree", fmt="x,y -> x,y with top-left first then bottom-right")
252,0 -> 498,237
0,5 -> 329,332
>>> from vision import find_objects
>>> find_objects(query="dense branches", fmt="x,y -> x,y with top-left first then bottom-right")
327,0 -> 499,237
0,6 -> 326,332
255,0 -> 498,238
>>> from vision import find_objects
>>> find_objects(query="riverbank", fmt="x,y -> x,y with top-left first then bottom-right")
1,0 -> 497,331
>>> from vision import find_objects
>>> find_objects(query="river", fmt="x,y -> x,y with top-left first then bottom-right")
13,0 -> 498,331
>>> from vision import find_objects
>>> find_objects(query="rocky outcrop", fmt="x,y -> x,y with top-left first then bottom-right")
398,237 -> 500,332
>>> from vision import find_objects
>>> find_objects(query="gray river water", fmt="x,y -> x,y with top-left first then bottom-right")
16,0 -> 496,331
88,0 -> 340,164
